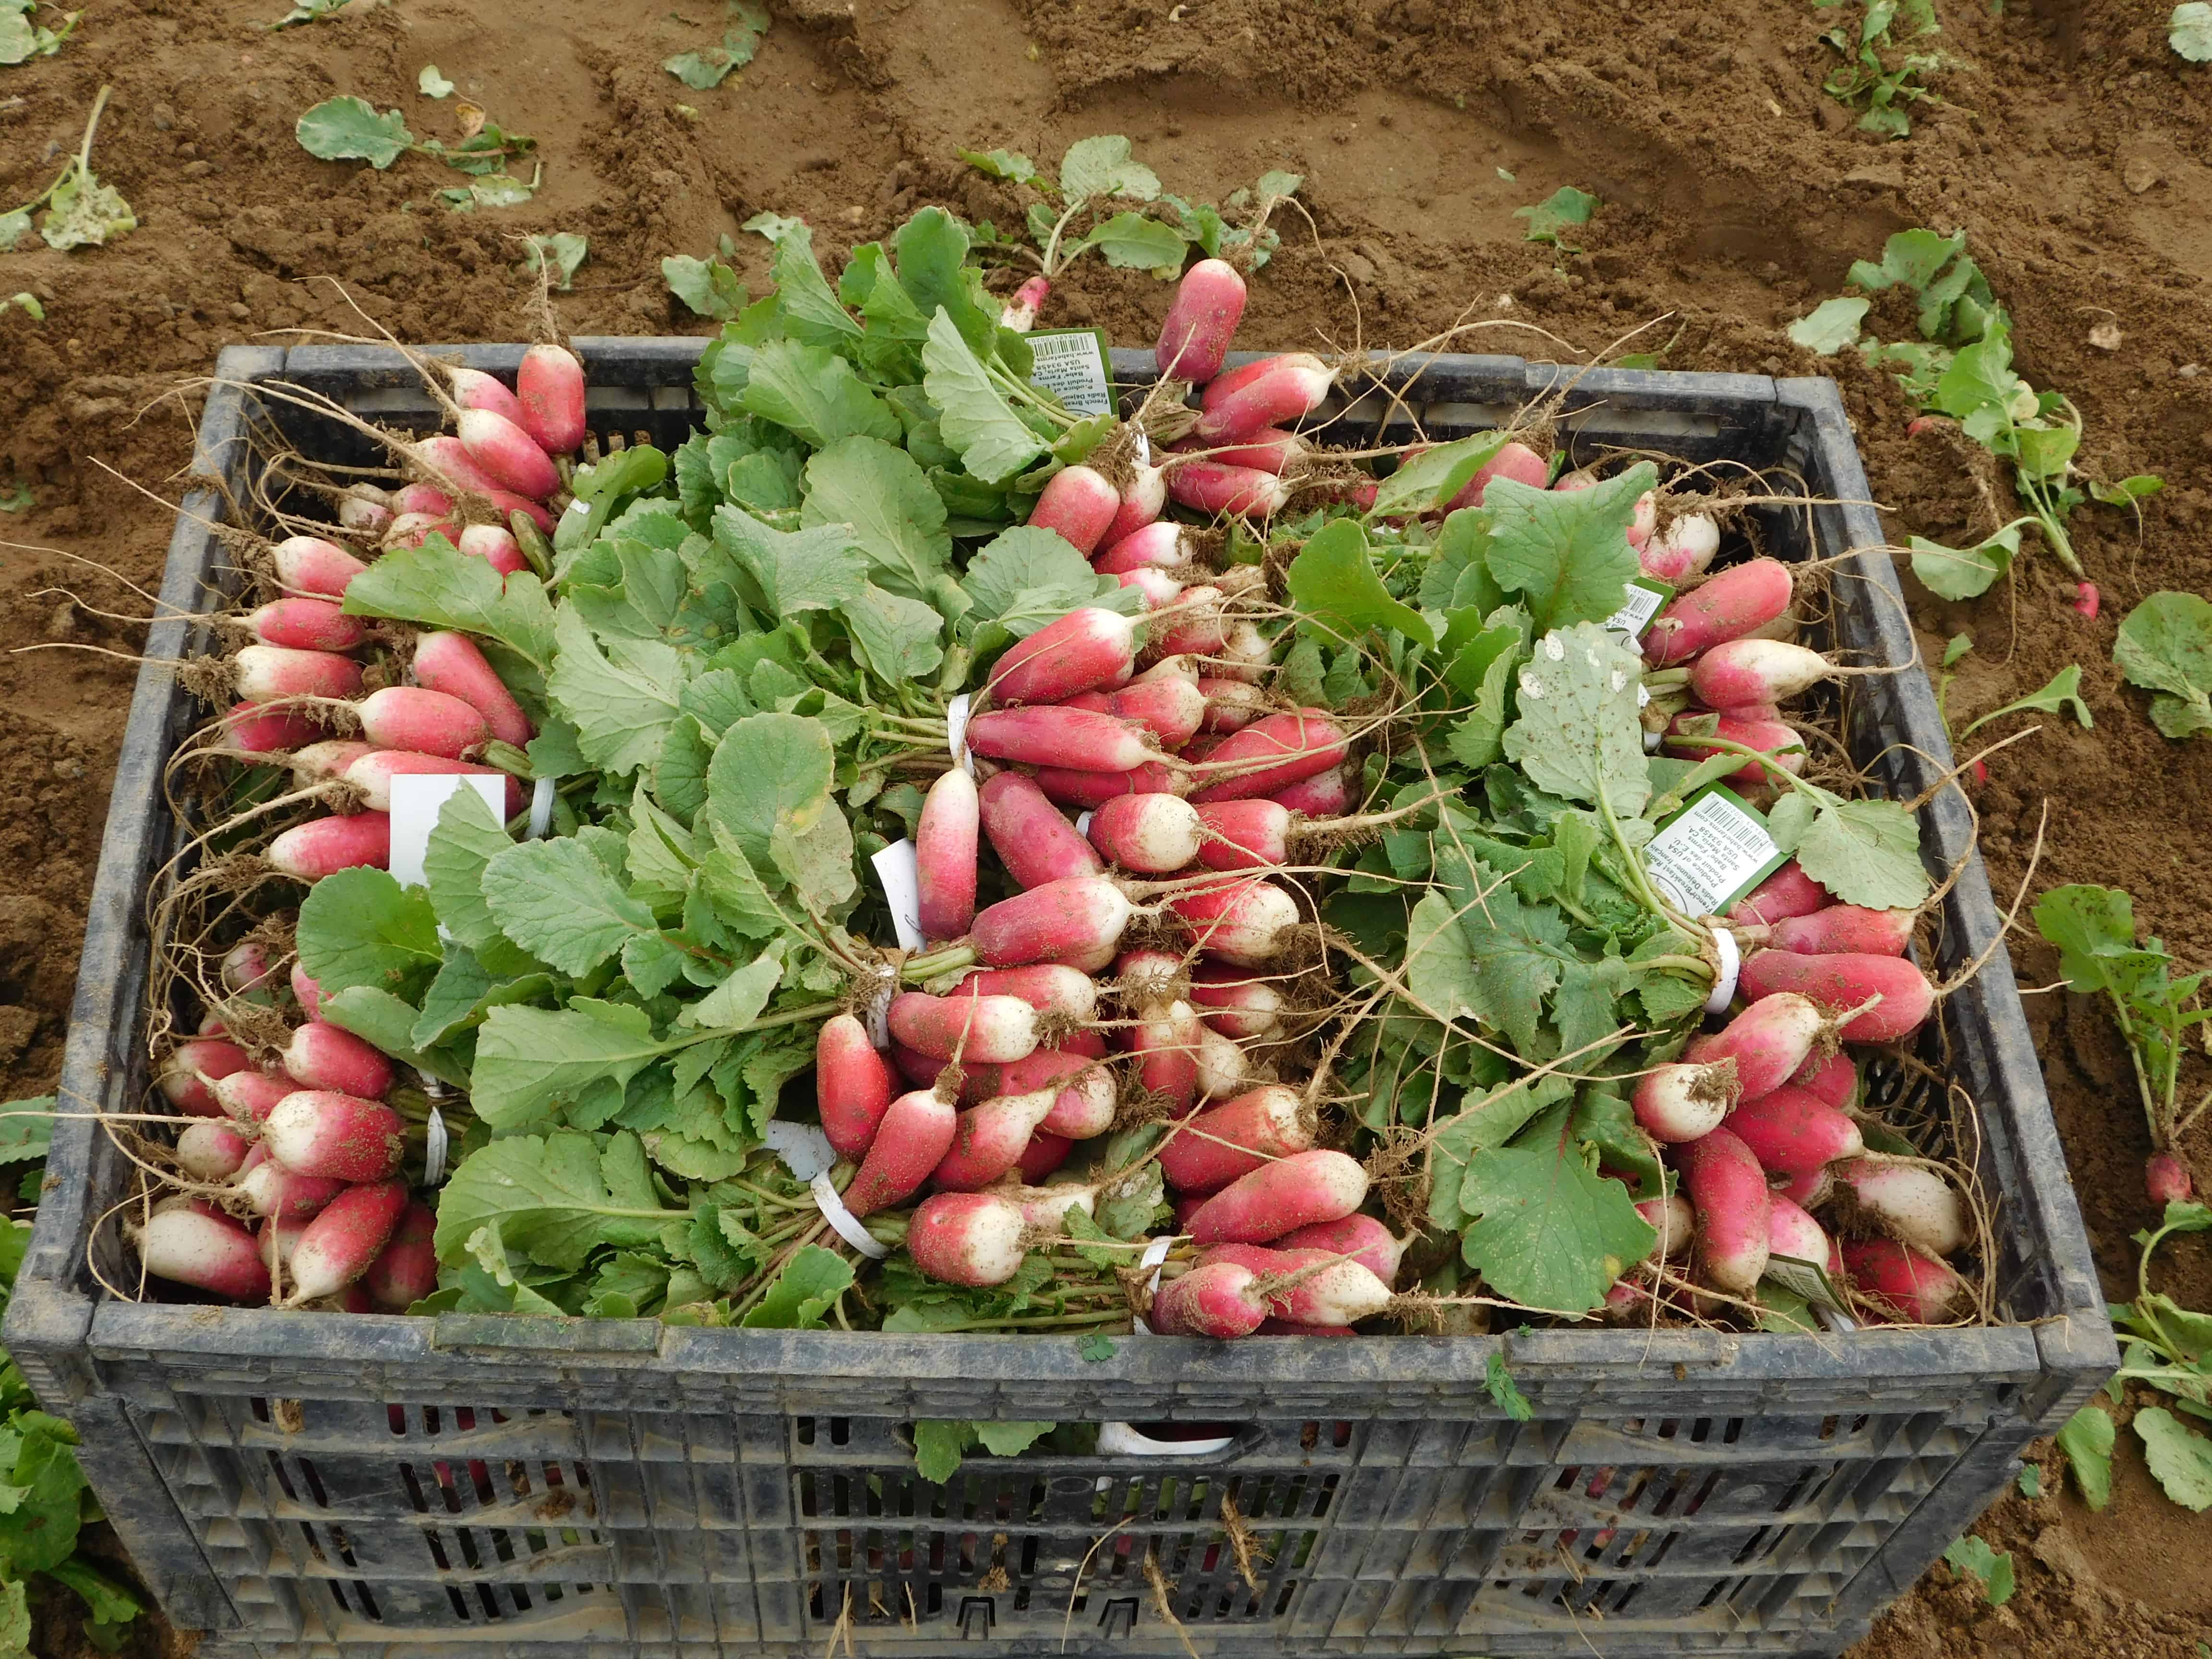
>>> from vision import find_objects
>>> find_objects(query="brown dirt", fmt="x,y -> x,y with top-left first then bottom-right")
2,0 -> 2211,1652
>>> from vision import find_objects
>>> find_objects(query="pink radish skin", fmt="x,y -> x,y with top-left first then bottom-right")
1637,1194 -> 1696,1261
1188,1148 -> 1370,1245
966,707 -> 1159,772
1036,1063 -> 1119,1139
1189,709 -> 1347,803
1633,1061 -> 1738,1143
263,1090 -> 406,1182
978,771 -> 1103,889
816,1015 -> 895,1160
985,607 -> 1138,707
1090,793 -> 1203,873
1095,519 -> 1205,576
1119,568 -> 1182,609
2149,1153 -> 2194,1206
1168,460 -> 1293,517
363,1201 -> 439,1310
1834,1158 -> 1966,1256
1210,428 -> 1310,474
1200,1243 -> 1394,1325
1000,274 -> 1050,330
1760,905 -> 1916,958
237,1146 -> 345,1222
1104,676 -> 1207,746
1727,860 -> 1832,926
1677,1127 -> 1771,1295
1131,1001 -> 1204,1112
357,685 -> 492,760
916,768 -> 980,942
1158,1085 -> 1312,1193
176,1120 -> 252,1181
456,522 -> 529,577
1736,951 -> 1935,1043
394,482 -> 454,517
1663,712 -> 1806,784
972,876 -> 1134,968
908,1192 -> 1030,1287
291,961 -> 325,1019
1275,1213 -> 1405,1285
249,597 -> 369,653
224,701 -> 323,755
1190,965 -> 1290,1039
1100,463 -> 1169,547
887,992 -> 1037,1065
1639,512 -> 1721,582
932,1087 -> 1061,1190
1194,798 -> 1292,870
1767,1193 -> 1829,1264
1645,557 -> 1796,666
1029,466 -> 1121,555
412,433 -> 507,499
448,365 -> 527,426
158,1038 -> 250,1118
845,1090 -> 960,1218
291,739 -> 376,788
458,408 -> 561,499
1171,878 -> 1300,966
1193,353 -> 1333,443
234,645 -> 364,705
1837,1238 -> 1967,1322
1020,1131 -> 1074,1183
344,752 -> 523,816
269,812 -> 392,880
1703,993 -> 1830,1101
283,1021 -> 395,1099
215,1070 -> 295,1128
135,1205 -> 271,1301
383,511 -> 460,551
1153,585 -> 1229,660
1793,1049 -> 1857,1108
1270,767 -> 1353,815
413,632 -> 533,747
516,344 -> 588,455
1200,679 -> 1270,733
1156,257 -> 1249,383
286,1178 -> 409,1304
1688,639 -> 1835,708
222,939 -> 279,993
1443,440 -> 1550,512
1725,1085 -> 1864,1180
954,965 -> 1099,1026
1033,761 -> 1187,809
1151,1261 -> 1271,1338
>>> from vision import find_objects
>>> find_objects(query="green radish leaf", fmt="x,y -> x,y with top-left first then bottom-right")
740,1244 -> 854,1328
1058,134 -> 1160,204
1079,211 -> 1188,271
1787,297 -> 1870,355
677,953 -> 783,1032
1370,432 -> 1512,520
468,1002 -> 674,1131
297,867 -> 442,995
1286,518 -> 1436,649
1482,463 -> 1654,632
39,164 -> 134,250
1502,623 -> 1650,819
1444,629 -> 1527,772
1459,1137 -> 1654,1315
519,231 -> 588,289
664,254 -> 745,319
959,524 -> 1129,639
976,1420 -> 1056,1455
0,211 -> 30,252
1791,797 -> 1928,910
421,786 -> 513,950
341,535 -> 556,666
1941,1535 -> 2015,1604
710,505 -> 868,615
2172,1 -> 2212,60
2115,591 -> 2212,741
295,95 -> 416,167
912,1419 -> 978,1484
706,711 -> 836,872
548,605 -> 689,776
1484,1354 -> 1535,1421
1514,185 -> 1599,248
1960,663 -> 2092,738
2032,884 -> 2166,998
2057,1404 -> 2115,1509
764,217 -> 860,349
1404,852 -> 1585,1059
320,986 -> 470,1087
922,309 -> 1048,483
2016,1463 -> 2042,1499
842,583 -> 947,682
482,839 -> 661,975
799,435 -> 955,602
742,340 -> 901,448
434,1130 -> 681,1269
959,147 -> 1039,186
417,63 -> 455,97
1908,522 -> 2024,602
2135,1407 -> 2212,1509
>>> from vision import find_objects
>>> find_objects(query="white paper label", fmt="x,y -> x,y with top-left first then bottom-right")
387,773 -> 510,890
1027,327 -> 1115,417
1605,577 -> 1673,647
944,693 -> 975,777
1644,787 -> 1785,917
871,838 -> 925,950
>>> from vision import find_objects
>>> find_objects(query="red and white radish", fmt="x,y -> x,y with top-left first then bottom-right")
978,770 -> 1104,889
1836,1237 -> 1967,1322
1442,440 -> 1548,512
1189,964 -> 1291,1039
1766,1192 -> 1829,1264
907,1191 -> 1030,1287
1736,951 -> 1934,1043
283,1020 -> 395,1100
261,1090 -> 406,1183
1644,557 -> 1795,667
1275,1212 -> 1404,1284
157,1038 -> 249,1118
273,535 -> 370,599
887,992 -> 1037,1065
965,707 -> 1160,772
412,631 -> 534,748
1724,1085 -> 1864,1179
1151,1260 -> 1270,1338
343,752 -> 523,816
1170,878 -> 1300,966
1188,709 -> 1347,803
971,877 -> 1134,969
1699,992 -> 1830,1101
1156,258 -> 1248,384
234,645 -> 364,705
816,1014 -> 895,1160
1193,353 -> 1333,443
1158,1085 -> 1312,1194
916,767 -> 979,943
1726,860 -> 1831,926
1088,793 -> 1202,873
984,607 -> 1138,707
1186,1148 -> 1369,1245
285,1177 -> 409,1304
1168,460 -> 1292,518
362,1199 -> 439,1310
517,342 -> 589,456
1677,1127 -> 1771,1296
1833,1157 -> 1966,1256
1632,1060 -> 1738,1144
1029,466 -> 1120,555
269,812 -> 391,880
843,1090 -> 960,1218
1130,1000 -> 1203,1112
176,1120 -> 252,1182
931,1086 -> 1061,1190
1761,905 -> 1915,958
133,1203 -> 270,1301
248,597 -> 369,654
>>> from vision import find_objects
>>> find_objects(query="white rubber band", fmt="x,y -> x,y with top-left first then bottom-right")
1075,811 -> 1095,838
423,1106 -> 449,1187
1104,1232 -> 1236,1455
1705,926 -> 1742,1015
811,1172 -> 890,1259
1135,432 -> 1153,467
1644,728 -> 1664,753
528,774 -> 556,839
862,966 -> 896,1049
945,694 -> 975,777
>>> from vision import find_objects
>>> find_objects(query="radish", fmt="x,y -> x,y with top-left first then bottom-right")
1727,860 -> 1831,926
336,491 -> 391,533
1639,512 -> 1720,583
1118,568 -> 1182,610
1102,462 -> 1169,548
283,1020 -> 395,1099
1089,793 -> 1202,873
1034,1061 -> 1118,1139
176,1120 -> 252,1181
291,961 -> 325,1019
1187,1148 -> 1369,1245
384,512 -> 460,552
458,407 -> 561,498
1213,621 -> 1274,684
1159,1084 -> 1312,1193
1700,993 -> 1830,1101
1034,760 -> 1188,810
269,812 -> 392,880
133,1204 -> 271,1301
2073,581 -> 2101,621
978,771 -> 1104,889
954,965 -> 1099,1025
1644,557 -> 1796,666
891,1039 -> 948,1091
1170,878 -> 1300,966
984,607 -> 1137,707
344,752 -> 523,816
1189,709 -> 1347,803
1275,1213 -> 1404,1284
1019,1131 -> 1073,1183
1194,1024 -> 1261,1099
236,1144 -> 346,1221
1167,460 -> 1292,518
1761,905 -> 1915,958
1029,466 -> 1121,555
1200,1243 -> 1394,1325
262,1090 -> 406,1182
1736,951 -> 1935,1043
1151,586 -> 1229,660
1662,712 -> 1806,783
932,1086 -> 1062,1190
1793,1049 -> 1857,1109
887,992 -> 1037,1065
1637,1193 -> 1695,1260
394,482 -> 454,517
1189,964 -> 1291,1039
157,1038 -> 250,1118
1766,1193 -> 1829,1264
234,644 -> 364,705
214,1070 -> 294,1127
1116,946 -> 1189,1010
816,1014 -> 896,1159
221,939 -> 280,993
1688,639 -> 1847,709
445,364 -> 528,427
1834,1157 -> 1966,1256
413,631 -> 533,747
1632,1060 -> 1738,1143
355,685 -> 492,761
1837,1238 -> 1967,1322
1131,1000 -> 1203,1111
844,1089 -> 960,1218
2148,1153 -> 2194,1206
916,768 -> 980,942
248,597 -> 368,654
1271,767 -> 1353,815
1209,428 -> 1310,475
1199,679 -> 1270,733
412,432 -> 507,499
1156,257 -> 1248,383
516,343 -> 589,455
1193,353 -> 1333,443
907,1191 -> 1029,1287
363,1200 -> 439,1310
259,1215 -> 308,1276
456,522 -> 529,577
1193,798 -> 1292,870
1150,1260 -> 1270,1338
286,1178 -> 409,1304
291,738 -> 376,787
223,701 -> 323,756
1095,519 -> 1206,576
1102,675 -> 1207,746
1442,440 -> 1549,512
1725,1085 -> 1864,1179
972,876 -> 1134,968
1677,1127 -> 1771,1295
965,707 -> 1160,773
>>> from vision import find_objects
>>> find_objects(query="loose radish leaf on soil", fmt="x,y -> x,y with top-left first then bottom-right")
1514,186 -> 1598,249
1959,663 -> 2092,738
2115,592 -> 2212,740
2173,1 -> 2212,60
1787,296 -> 1870,355
296,95 -> 417,168
1058,135 -> 1161,205
1907,519 -> 2028,601
269,0 -> 351,25
957,148 -> 1038,187
1940,1536 -> 2015,1605
2059,1405 -> 2116,1508
664,254 -> 746,319
520,231 -> 587,289
0,215 -> 26,252
2016,1463 -> 2041,1498
418,63 -> 454,97
1818,0 -> 1942,138
2134,1408 -> 2212,1510
663,1 -> 769,89
0,0 -> 77,63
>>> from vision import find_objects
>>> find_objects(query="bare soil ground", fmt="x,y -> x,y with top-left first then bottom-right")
2,0 -> 2210,1651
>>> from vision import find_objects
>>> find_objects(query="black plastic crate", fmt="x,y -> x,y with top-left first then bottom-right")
6,340 -> 2114,1658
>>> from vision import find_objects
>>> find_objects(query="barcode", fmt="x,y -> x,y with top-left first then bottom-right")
1030,334 -> 1092,360
1692,796 -> 1773,854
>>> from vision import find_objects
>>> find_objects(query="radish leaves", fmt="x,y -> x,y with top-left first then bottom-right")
2115,592 -> 2212,740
